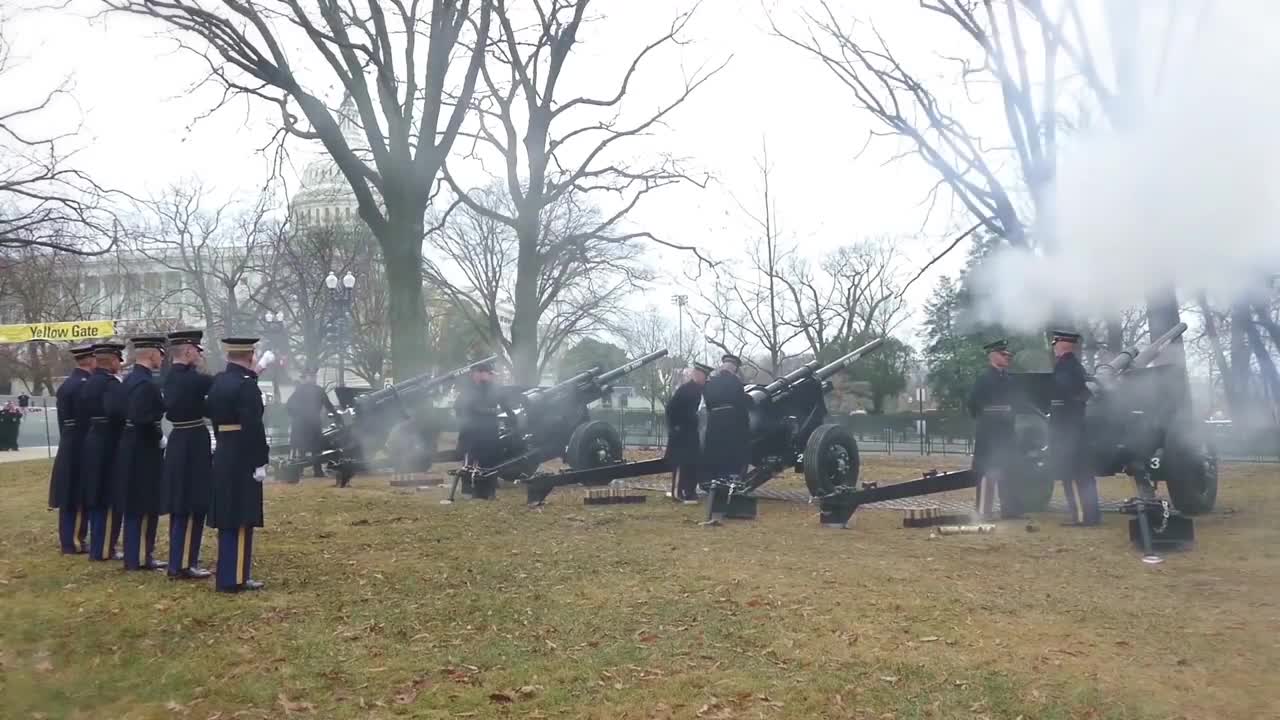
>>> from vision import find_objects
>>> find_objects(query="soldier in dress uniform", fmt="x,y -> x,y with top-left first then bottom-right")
665,362 -> 710,503
286,367 -> 335,479
115,335 -> 169,571
453,360 -> 510,500
81,342 -> 126,562
163,330 -> 214,579
967,339 -> 1022,521
207,338 -> 270,592
1049,330 -> 1100,526
700,354 -> 752,484
49,343 -> 96,554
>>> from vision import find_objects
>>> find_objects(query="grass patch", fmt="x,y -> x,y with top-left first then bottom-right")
2,455 -> 1277,719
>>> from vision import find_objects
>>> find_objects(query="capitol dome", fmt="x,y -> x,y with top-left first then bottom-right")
290,94 -> 374,228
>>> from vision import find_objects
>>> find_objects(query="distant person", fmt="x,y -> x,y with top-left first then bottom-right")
0,400 -> 21,451
208,337 -> 271,593
454,360 -> 512,500
700,354 -> 752,484
162,330 -> 215,580
967,339 -> 1021,521
1049,330 -> 1100,526
665,363 -> 710,503
48,343 -> 96,554
286,368 -> 335,479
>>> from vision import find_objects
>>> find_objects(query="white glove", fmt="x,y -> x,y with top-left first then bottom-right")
254,465 -> 267,483
256,350 -> 277,371
160,434 -> 168,450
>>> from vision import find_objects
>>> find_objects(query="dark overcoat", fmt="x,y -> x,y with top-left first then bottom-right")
207,364 -> 269,529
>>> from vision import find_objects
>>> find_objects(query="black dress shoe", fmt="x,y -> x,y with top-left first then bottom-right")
169,567 -> 212,580
144,559 -> 167,571
242,579 -> 265,591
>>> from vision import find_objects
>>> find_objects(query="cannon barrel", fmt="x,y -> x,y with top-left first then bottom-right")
762,360 -> 819,396
1093,323 -> 1187,387
597,349 -> 669,386
524,367 -> 601,400
356,355 -> 497,415
815,338 -> 886,382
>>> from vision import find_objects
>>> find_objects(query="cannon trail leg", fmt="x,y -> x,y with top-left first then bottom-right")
1133,503 -> 1163,565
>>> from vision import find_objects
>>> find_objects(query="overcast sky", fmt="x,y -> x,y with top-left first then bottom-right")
7,0 -> 1014,347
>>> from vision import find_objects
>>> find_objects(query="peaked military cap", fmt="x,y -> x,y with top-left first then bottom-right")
1049,330 -> 1082,344
721,353 -> 742,367
167,329 -> 203,348
92,341 -> 126,358
692,361 -> 713,375
220,337 -> 260,352
70,343 -> 97,359
129,335 -> 168,353
470,360 -> 496,373
982,338 -> 1012,354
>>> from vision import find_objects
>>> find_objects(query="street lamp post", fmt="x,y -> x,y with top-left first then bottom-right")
262,310 -> 286,398
325,271 -> 356,387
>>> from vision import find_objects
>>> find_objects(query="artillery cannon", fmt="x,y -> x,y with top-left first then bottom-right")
276,356 -> 495,487
447,350 -> 669,500
518,340 -> 889,506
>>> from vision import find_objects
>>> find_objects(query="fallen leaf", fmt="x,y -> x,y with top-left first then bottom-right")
919,636 -> 941,642
488,692 -> 514,704
35,660 -> 54,673
516,685 -> 543,698
276,694 -> 314,714
879,675 -> 899,684
165,700 -> 189,715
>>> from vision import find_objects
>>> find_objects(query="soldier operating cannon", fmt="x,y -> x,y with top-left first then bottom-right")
445,350 -> 669,501
276,355 -> 496,487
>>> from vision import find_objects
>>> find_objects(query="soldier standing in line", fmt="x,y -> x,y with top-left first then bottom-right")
1049,330 -> 1100,526
81,342 -> 126,562
49,343 -> 96,554
967,339 -> 1023,521
207,338 -> 271,593
115,336 -> 169,571
162,330 -> 214,580
665,362 -> 710,504
286,368 -> 335,479
699,354 -> 752,484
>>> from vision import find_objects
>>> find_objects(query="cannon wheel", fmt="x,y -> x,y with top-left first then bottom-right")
565,420 -> 624,483
334,463 -> 355,488
803,423 -> 860,496
1159,440 -> 1218,515
387,419 -> 436,474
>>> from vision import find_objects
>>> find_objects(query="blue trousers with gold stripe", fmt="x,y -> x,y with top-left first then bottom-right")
1062,475 -> 1101,525
58,507 -> 89,554
87,507 -> 122,561
168,513 -> 206,574
216,527 -> 255,591
122,513 -> 161,570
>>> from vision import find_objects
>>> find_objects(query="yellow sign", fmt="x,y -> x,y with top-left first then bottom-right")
0,320 -> 117,344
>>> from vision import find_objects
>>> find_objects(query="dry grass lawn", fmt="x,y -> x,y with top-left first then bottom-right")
1,454 -> 1278,720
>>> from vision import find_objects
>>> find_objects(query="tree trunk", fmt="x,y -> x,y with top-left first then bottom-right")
379,214 -> 430,380
1230,300 -> 1252,408
510,216 -> 542,385
1146,288 -> 1187,371
1197,293 -> 1236,413
1244,318 -> 1280,415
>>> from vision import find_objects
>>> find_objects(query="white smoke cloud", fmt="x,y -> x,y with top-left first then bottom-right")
968,1 -> 1280,334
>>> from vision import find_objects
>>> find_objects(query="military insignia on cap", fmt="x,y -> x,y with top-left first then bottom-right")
1049,329 -> 1082,344
129,335 -> 168,352
982,338 -> 1012,353
220,337 -> 260,352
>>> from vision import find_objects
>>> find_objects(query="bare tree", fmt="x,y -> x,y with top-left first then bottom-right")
130,183 -> 275,365
1,24 -> 117,254
426,182 -> 648,378
440,0 -> 727,383
617,305 -> 691,411
773,0 -> 1190,376
103,0 -> 494,377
